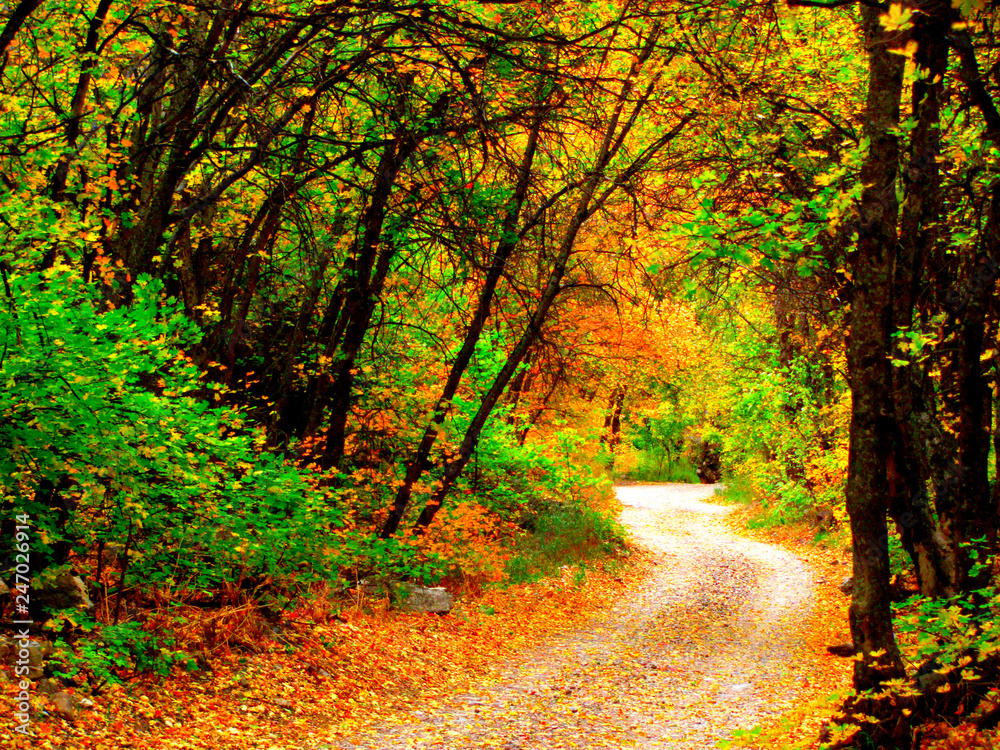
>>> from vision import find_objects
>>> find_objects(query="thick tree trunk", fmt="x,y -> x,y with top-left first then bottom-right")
940,20 -> 1000,594
887,5 -> 954,598
845,5 -> 907,698
948,206 -> 1000,593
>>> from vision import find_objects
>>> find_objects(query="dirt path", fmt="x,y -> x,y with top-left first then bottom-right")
329,483 -> 817,749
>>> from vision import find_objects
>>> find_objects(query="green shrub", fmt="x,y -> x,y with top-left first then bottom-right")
623,451 -> 700,483
505,501 -> 627,585
714,475 -> 755,505
50,616 -> 196,689
0,267 -> 343,607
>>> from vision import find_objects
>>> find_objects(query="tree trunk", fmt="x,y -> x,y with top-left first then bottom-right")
939,18 -> 1000,594
844,5 -> 907,698
948,210 -> 999,593
887,3 -> 953,598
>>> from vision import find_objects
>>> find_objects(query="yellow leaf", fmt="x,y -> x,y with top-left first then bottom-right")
952,0 -> 986,18
889,40 -> 920,60
880,3 -> 914,31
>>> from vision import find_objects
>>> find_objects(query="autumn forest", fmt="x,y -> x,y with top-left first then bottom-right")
1,0 -> 1000,747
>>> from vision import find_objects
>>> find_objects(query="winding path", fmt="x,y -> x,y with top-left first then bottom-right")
331,483 -> 816,749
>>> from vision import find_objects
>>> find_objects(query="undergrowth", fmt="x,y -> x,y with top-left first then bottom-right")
713,475 -> 787,530
621,452 -> 700,483
716,474 -> 850,536
505,500 -> 628,585
816,581 -> 1000,750
714,474 -> 754,505
21,482 -> 629,690
0,268 -> 633,690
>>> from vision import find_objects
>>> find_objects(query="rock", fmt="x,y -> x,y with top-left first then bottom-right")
916,670 -> 948,692
396,583 -> 454,614
890,573 -> 912,603
0,636 -> 55,679
31,572 -> 94,613
274,697 -> 293,709
914,658 -> 948,693
0,635 -> 39,665
37,678 -> 60,696
358,579 -> 455,613
357,578 -> 390,598
44,661 -> 73,681
838,576 -> 853,596
827,642 -> 856,657
49,691 -> 77,721
21,639 -> 45,679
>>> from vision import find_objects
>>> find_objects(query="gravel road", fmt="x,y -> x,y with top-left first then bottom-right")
330,483 -> 816,749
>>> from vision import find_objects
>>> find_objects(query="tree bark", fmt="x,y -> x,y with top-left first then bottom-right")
845,5 -> 907,696
887,2 -> 954,598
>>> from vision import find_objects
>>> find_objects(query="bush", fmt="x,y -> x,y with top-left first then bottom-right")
623,451 -> 701,483
0,266 -> 343,614
505,500 -> 627,585
50,615 -> 195,689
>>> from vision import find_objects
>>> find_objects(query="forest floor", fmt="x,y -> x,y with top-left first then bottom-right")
2,483 -> 854,749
